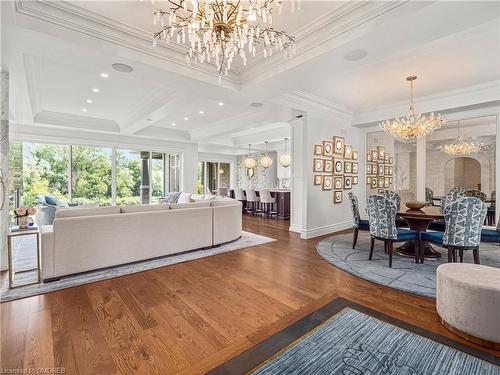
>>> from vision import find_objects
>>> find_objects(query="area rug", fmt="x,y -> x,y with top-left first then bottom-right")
0,231 -> 275,303
249,307 -> 499,374
316,232 -> 500,298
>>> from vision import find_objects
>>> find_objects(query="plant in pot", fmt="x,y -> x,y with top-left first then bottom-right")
14,206 -> 37,229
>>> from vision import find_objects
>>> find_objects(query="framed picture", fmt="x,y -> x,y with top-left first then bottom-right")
344,161 -> 352,174
352,162 -> 359,174
313,144 -> 323,155
371,177 -> 378,189
384,154 -> 390,163
367,152 -> 372,162
378,177 -> 384,188
344,176 -> 353,189
378,163 -> 384,176
333,136 -> 345,154
389,177 -> 393,184
313,159 -> 324,172
352,151 -> 358,160
323,141 -> 334,157
384,177 -> 390,188
377,146 -> 385,161
367,176 -> 372,185
314,175 -> 323,185
333,158 -> 344,175
334,176 -> 343,190
344,144 -> 353,159
322,175 -> 333,190
367,164 -> 372,175
389,157 -> 393,164
334,190 -> 343,204
324,159 -> 333,173
384,166 -> 390,175
371,149 -> 378,162
353,176 -> 358,185
389,166 -> 393,175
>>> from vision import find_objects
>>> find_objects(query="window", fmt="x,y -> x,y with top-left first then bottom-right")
116,150 -> 143,205
197,161 -> 231,194
219,163 -> 230,189
169,154 -> 181,193
197,161 -> 205,194
151,152 -> 164,203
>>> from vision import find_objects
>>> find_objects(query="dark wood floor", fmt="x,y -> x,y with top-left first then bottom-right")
1,215 -> 498,374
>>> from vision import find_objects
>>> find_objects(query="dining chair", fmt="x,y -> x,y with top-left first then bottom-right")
425,187 -> 434,206
487,190 -> 496,226
421,196 -> 486,264
366,194 -> 420,267
480,216 -> 500,244
258,189 -> 277,218
380,189 -> 408,228
440,188 -> 465,212
465,189 -> 487,202
348,192 -> 369,249
245,188 -> 260,215
448,186 -> 466,195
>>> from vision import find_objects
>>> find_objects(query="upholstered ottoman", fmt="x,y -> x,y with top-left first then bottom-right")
436,263 -> 500,349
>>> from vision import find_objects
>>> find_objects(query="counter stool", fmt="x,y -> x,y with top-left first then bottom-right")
258,189 -> 277,218
234,188 -> 246,212
245,189 -> 260,215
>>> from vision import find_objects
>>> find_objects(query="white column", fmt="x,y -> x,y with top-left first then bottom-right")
416,136 -> 426,201
289,115 -> 306,234
0,71 -> 9,271
111,147 -> 117,205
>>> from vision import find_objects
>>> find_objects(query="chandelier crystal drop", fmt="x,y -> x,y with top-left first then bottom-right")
244,144 -> 257,169
380,76 -> 447,141
279,137 -> 291,167
260,141 -> 273,169
439,120 -> 485,156
152,0 -> 298,78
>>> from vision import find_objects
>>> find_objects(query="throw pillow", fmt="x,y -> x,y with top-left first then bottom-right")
45,196 -> 58,206
177,192 -> 192,203
164,192 -> 181,203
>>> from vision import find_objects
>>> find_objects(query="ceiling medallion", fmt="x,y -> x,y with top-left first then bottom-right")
380,76 -> 447,141
439,120 -> 485,156
152,0 -> 299,79
279,137 -> 291,168
260,141 -> 273,169
244,144 -> 257,169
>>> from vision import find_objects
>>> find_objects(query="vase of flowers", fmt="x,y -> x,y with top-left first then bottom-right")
14,206 -> 37,229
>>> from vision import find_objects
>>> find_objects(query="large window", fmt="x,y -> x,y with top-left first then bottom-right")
116,150 -> 143,205
197,160 -> 231,194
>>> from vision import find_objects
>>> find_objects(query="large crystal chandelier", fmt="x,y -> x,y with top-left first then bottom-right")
380,76 -> 447,141
440,120 -> 485,156
152,0 -> 298,78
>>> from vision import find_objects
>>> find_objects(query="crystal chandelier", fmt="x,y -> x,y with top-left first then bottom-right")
380,76 -> 447,141
279,137 -> 291,167
440,120 -> 485,156
244,144 -> 257,169
260,141 -> 273,169
152,0 -> 298,78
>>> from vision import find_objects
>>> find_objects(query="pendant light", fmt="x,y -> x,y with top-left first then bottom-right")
439,120 -> 485,155
279,138 -> 291,168
244,144 -> 257,169
260,141 -> 273,169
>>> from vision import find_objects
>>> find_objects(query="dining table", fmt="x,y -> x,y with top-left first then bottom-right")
397,205 -> 444,260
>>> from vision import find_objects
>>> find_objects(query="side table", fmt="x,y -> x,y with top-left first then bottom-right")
7,226 -> 41,288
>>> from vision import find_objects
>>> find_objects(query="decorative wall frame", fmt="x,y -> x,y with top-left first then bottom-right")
367,152 -> 372,162
333,136 -> 344,154
322,175 -> 333,190
377,146 -> 385,161
344,161 -> 352,174
314,175 -> 323,185
314,144 -> 323,155
371,149 -> 378,161
334,191 -> 343,204
377,163 -> 384,176
313,159 -> 324,172
353,176 -> 358,185
352,151 -> 358,160
344,176 -> 353,189
323,141 -> 333,157
367,164 -> 372,175
384,154 -> 390,163
371,178 -> 378,188
344,145 -> 353,159
324,159 -> 333,173
367,176 -> 372,185
352,162 -> 359,174
334,176 -> 343,190
384,177 -> 390,188
378,177 -> 384,188
333,158 -> 344,175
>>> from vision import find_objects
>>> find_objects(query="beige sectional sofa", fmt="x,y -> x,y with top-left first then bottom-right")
41,198 -> 242,281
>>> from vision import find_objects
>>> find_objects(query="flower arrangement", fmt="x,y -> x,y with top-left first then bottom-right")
14,206 -> 37,228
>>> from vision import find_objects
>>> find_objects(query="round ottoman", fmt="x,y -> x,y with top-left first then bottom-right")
436,263 -> 500,349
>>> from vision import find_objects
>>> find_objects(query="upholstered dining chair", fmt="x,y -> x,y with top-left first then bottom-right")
465,189 -> 487,202
348,192 -> 369,249
425,187 -> 434,206
480,217 -> 500,244
258,189 -> 277,218
440,188 -> 465,213
448,186 -> 466,195
234,188 -> 247,212
245,188 -> 260,215
487,190 -> 496,226
380,189 -> 408,228
421,196 -> 487,264
366,194 -> 420,267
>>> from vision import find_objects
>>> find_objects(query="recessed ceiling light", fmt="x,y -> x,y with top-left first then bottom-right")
86,99 -> 93,104
81,108 -> 87,112
112,63 -> 134,73
218,102 -> 224,106
250,102 -> 263,107
100,73 -> 109,78
184,117 -> 189,121
199,110 -> 204,114
92,88 -> 100,93
344,49 -> 367,61
171,122 -> 176,126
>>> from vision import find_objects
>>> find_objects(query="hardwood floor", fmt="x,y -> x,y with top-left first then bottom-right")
1,215 -> 498,374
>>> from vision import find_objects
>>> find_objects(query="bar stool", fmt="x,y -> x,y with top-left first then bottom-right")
245,189 -> 260,215
234,188 -> 246,212
258,189 -> 277,218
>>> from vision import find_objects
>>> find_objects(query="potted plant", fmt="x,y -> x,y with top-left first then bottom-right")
14,206 -> 37,229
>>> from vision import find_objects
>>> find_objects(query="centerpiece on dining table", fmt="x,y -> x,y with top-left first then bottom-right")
404,201 -> 428,210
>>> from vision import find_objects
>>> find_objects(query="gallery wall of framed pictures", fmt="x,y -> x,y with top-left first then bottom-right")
366,146 -> 394,190
313,136 -> 359,204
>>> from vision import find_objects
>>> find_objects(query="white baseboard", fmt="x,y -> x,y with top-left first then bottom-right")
300,221 -> 351,239
289,224 -> 302,234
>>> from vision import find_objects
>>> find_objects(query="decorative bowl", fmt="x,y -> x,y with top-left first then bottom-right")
405,201 -> 427,210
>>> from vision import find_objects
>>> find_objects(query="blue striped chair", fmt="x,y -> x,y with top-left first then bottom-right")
480,219 -> 500,244
367,194 -> 419,267
421,197 -> 486,264
428,188 -> 466,231
380,190 -> 408,228
348,192 -> 369,249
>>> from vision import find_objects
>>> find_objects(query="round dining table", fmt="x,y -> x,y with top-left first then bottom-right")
397,206 -> 444,260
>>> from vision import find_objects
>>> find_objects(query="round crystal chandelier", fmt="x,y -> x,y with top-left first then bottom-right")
279,137 -> 291,167
380,76 -> 447,141
244,144 -> 257,169
260,141 -> 273,169
152,0 -> 298,78
439,120 -> 485,156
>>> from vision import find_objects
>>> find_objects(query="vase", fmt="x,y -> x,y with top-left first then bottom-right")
19,216 -> 29,229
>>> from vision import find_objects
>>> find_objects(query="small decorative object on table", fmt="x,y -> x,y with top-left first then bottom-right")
405,201 -> 427,210
14,206 -> 37,229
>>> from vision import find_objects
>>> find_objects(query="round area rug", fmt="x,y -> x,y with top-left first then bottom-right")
316,232 -> 500,298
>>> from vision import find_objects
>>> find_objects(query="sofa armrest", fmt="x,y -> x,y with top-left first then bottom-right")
41,225 -> 55,280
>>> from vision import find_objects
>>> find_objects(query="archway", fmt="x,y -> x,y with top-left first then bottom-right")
444,157 -> 481,192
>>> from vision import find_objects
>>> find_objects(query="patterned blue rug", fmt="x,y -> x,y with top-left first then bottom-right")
251,308 -> 499,374
316,232 -> 500,298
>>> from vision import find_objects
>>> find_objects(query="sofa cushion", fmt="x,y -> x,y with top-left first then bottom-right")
164,192 -> 181,203
170,201 -> 211,210
120,204 -> 170,214
210,198 -> 239,207
178,193 -> 192,203
55,206 -> 120,219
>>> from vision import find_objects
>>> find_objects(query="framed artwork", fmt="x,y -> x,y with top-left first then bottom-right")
324,159 -> 333,173
313,159 -> 324,172
314,144 -> 323,155
384,154 -> 390,163
378,177 -> 384,188
344,144 -> 353,159
389,166 -> 393,175
367,176 -> 372,185
333,136 -> 345,154
367,152 -> 372,162
384,166 -> 390,175
377,146 -> 385,161
334,190 -> 343,204
344,161 -> 352,174
352,162 -> 359,174
323,141 -> 333,157
314,175 -> 323,185
389,177 -> 393,184
371,149 -> 378,162
333,158 -> 344,175
322,175 -> 333,190
353,176 -> 358,185
370,177 -> 378,189
384,177 -> 390,188
378,163 -> 384,176
367,164 -> 372,175
389,157 -> 393,164
352,151 -> 358,160
344,176 -> 353,189
334,176 -> 343,190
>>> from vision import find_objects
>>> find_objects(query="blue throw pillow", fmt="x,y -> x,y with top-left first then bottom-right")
164,192 -> 181,203
45,196 -> 58,206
